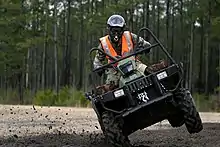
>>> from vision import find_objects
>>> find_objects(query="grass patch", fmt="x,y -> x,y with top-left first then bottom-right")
0,87 -> 219,112
0,88 -> 33,105
33,86 -> 91,107
0,87 -> 91,107
193,93 -> 220,112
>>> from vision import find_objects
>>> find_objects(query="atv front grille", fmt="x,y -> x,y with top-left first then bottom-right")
126,76 -> 152,93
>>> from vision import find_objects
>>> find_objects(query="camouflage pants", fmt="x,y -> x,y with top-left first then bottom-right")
105,61 -> 147,86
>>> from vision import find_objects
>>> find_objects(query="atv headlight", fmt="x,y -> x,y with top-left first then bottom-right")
119,61 -> 134,75
114,89 -> 125,98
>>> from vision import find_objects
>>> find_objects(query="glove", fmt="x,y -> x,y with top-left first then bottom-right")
144,48 -> 151,54
96,68 -> 104,77
135,46 -> 150,55
135,47 -> 143,52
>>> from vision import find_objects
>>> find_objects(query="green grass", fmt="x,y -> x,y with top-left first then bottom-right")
0,88 -> 33,105
0,86 -> 91,107
0,87 -> 219,112
33,86 -> 91,107
193,93 -> 220,112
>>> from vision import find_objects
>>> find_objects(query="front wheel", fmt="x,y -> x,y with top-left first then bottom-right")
101,111 -> 132,147
168,113 -> 184,127
175,88 -> 203,134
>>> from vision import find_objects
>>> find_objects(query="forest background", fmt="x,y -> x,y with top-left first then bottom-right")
0,0 -> 220,112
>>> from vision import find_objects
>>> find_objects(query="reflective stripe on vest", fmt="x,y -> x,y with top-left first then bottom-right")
99,31 -> 133,62
99,36 -> 112,56
123,31 -> 133,52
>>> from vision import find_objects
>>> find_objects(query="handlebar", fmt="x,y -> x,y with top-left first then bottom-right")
89,47 -> 118,62
89,27 -> 177,73
90,43 -> 159,72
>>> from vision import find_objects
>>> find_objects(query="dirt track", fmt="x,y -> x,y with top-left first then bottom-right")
0,105 -> 220,147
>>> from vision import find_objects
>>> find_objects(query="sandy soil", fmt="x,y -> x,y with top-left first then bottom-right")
0,105 -> 220,147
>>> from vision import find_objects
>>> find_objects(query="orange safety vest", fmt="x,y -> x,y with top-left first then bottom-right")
99,31 -> 134,63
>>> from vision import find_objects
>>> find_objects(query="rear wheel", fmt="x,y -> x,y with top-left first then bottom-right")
175,88 -> 203,133
101,111 -> 131,147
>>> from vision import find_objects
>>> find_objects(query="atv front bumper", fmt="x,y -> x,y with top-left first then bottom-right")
122,92 -> 178,134
122,92 -> 173,118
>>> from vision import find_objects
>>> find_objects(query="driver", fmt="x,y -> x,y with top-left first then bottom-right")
93,14 -> 151,90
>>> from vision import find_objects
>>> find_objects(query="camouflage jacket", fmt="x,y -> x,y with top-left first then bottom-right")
93,32 -> 151,69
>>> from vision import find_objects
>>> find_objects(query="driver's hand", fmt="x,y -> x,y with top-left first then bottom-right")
96,68 -> 104,77
94,64 -> 104,77
137,45 -> 150,54
115,55 -> 121,59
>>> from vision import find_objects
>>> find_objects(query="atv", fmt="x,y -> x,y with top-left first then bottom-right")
85,27 -> 203,147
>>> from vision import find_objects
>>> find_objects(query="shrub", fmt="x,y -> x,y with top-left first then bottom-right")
0,88 -> 19,104
193,93 -> 220,112
193,93 -> 211,112
33,89 -> 57,106
33,86 -> 91,107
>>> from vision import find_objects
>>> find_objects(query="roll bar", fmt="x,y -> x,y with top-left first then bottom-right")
89,27 -> 177,72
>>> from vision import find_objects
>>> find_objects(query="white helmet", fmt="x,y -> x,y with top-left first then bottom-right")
107,14 -> 126,28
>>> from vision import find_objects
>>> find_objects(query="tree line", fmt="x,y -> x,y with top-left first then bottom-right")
0,0 -> 219,104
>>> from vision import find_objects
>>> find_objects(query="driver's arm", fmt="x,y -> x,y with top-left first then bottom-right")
93,44 -> 106,69
131,33 -> 151,49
